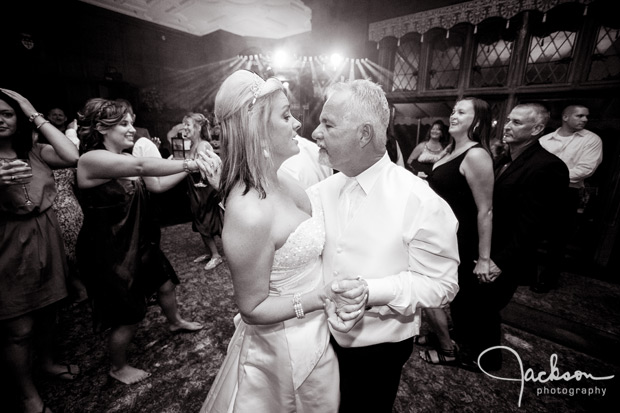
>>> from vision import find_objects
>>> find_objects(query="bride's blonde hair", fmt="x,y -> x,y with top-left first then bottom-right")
215,70 -> 285,201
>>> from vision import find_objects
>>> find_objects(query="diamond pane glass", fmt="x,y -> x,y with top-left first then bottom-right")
471,39 -> 513,87
588,26 -> 620,81
392,40 -> 420,91
525,31 -> 576,84
429,45 -> 461,90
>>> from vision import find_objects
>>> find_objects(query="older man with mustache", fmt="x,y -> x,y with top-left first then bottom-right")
311,79 -> 460,413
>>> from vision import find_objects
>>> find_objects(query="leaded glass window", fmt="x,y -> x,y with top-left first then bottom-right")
428,34 -> 463,90
470,18 -> 516,88
525,30 -> 576,85
472,39 -> 513,87
392,36 -> 421,91
588,26 -> 620,81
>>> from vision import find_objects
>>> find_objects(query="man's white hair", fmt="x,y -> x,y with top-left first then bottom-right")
326,79 -> 390,146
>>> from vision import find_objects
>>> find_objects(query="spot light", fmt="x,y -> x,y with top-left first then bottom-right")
272,49 -> 291,69
330,53 -> 343,69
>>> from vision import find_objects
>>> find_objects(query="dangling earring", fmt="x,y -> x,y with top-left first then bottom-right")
263,149 -> 270,158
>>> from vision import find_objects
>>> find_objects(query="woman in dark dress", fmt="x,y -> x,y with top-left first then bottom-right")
182,113 -> 224,270
1,89 -> 80,413
417,98 -> 497,367
76,98 -> 204,385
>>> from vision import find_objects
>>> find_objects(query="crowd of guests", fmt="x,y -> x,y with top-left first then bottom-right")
0,74 -> 604,413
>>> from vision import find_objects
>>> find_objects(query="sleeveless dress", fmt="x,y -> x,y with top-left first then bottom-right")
200,190 -> 339,413
427,145 -> 480,269
186,173 -> 223,237
76,177 -> 179,330
427,144 -> 483,344
0,144 -> 68,320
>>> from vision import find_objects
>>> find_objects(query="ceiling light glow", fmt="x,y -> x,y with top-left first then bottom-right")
272,49 -> 291,68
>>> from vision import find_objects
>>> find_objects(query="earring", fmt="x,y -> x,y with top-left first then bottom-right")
263,149 -> 270,158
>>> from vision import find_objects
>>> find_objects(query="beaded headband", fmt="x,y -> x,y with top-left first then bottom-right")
218,73 -> 283,122
249,77 -> 261,107
248,75 -> 264,111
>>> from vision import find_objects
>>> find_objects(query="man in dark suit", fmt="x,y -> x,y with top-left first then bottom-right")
466,103 -> 568,372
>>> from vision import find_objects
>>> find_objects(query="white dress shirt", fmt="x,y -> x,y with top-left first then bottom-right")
312,153 -> 460,347
132,137 -> 162,158
539,128 -> 603,188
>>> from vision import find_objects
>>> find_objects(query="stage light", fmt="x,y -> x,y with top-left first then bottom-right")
272,49 -> 291,68
330,53 -> 343,69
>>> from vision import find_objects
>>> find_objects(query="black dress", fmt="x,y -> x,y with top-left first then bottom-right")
186,173 -> 223,237
427,144 -> 480,344
76,178 -> 179,330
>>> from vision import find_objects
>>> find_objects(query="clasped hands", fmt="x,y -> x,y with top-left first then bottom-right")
474,258 -> 502,283
323,276 -> 369,333
0,160 -> 32,186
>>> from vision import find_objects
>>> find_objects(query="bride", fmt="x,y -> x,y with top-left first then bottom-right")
200,70 -> 367,412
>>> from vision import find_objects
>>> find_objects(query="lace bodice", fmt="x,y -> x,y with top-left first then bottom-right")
272,216 -> 324,271
270,190 -> 325,293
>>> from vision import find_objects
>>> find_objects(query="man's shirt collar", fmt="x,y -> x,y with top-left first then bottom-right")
348,152 -> 391,195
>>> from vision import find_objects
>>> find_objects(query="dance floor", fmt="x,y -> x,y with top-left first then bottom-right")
2,222 -> 617,412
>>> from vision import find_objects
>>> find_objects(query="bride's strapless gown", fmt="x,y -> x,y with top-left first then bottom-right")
201,193 -> 339,413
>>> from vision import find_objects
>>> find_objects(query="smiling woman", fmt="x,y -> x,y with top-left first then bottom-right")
0,88 -> 80,413
74,98 -> 206,386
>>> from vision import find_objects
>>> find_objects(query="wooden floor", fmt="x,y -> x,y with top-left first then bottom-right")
2,222 -> 618,412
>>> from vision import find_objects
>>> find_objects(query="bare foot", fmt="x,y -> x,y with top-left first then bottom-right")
193,254 -> 210,263
42,363 -> 80,380
169,319 -> 204,333
204,256 -> 223,270
109,365 -> 151,384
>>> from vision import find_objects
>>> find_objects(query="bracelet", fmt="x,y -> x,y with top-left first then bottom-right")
36,120 -> 51,130
29,113 -> 44,123
293,293 -> 305,319
183,159 -> 193,174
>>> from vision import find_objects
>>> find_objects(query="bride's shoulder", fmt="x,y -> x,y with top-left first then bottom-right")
225,186 -> 274,230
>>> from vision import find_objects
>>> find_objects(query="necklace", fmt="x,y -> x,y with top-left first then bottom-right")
424,142 -> 443,154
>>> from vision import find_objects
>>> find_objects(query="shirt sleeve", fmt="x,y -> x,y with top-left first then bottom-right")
64,129 -> 80,148
132,137 -> 162,158
366,192 -> 460,315
568,135 -> 603,184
